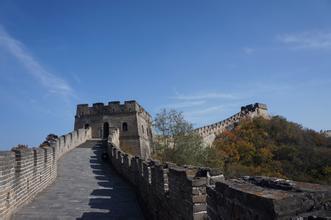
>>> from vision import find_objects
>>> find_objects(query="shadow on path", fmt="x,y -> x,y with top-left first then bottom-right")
77,143 -> 144,220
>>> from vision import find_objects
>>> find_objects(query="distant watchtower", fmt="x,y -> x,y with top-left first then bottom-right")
195,102 -> 269,146
74,100 -> 153,159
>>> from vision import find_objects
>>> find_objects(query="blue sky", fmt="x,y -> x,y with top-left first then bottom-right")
0,0 -> 331,149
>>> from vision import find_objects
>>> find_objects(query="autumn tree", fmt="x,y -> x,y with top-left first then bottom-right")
212,116 -> 331,184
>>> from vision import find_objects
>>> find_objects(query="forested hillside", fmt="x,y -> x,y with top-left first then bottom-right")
152,110 -> 331,185
210,116 -> 331,184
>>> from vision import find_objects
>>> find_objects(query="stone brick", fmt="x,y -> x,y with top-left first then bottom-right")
206,177 -> 331,220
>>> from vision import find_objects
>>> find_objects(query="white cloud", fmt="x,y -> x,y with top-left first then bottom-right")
172,92 -> 237,101
277,31 -> 331,50
0,25 -> 74,97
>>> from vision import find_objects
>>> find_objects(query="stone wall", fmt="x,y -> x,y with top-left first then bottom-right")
0,128 -> 92,219
207,176 -> 331,220
107,130 -> 331,220
107,131 -> 223,220
195,103 -> 269,146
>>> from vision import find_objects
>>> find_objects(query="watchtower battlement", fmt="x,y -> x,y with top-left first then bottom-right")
76,100 -> 152,123
195,103 -> 269,145
241,102 -> 268,112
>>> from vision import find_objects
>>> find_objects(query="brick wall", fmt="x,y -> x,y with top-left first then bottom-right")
108,129 -> 331,220
0,128 -> 92,219
108,129 -> 223,220
207,176 -> 331,220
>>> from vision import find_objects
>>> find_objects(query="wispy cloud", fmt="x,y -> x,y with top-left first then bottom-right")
243,47 -> 255,55
184,103 -> 241,128
185,105 -> 225,117
163,90 -> 241,127
0,25 -> 74,97
172,91 -> 237,101
162,100 -> 205,109
277,30 -> 331,50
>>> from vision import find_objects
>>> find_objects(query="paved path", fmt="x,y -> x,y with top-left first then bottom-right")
12,141 -> 144,220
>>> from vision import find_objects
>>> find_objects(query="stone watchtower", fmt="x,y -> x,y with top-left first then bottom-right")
74,100 -> 153,159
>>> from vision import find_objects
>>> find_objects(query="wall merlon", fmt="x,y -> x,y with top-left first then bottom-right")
142,162 -> 152,184
108,101 -> 120,105
124,100 -> 138,109
76,104 -> 89,117
92,102 -> 104,107
77,104 -> 89,107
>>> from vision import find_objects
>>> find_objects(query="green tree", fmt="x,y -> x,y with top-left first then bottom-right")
153,109 -> 207,166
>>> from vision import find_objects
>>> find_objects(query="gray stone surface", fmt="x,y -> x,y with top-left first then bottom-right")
12,141 -> 144,220
207,176 -> 331,220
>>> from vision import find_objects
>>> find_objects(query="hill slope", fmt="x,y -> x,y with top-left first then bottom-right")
211,116 -> 331,184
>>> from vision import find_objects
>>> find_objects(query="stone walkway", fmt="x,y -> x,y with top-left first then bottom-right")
12,141 -> 144,220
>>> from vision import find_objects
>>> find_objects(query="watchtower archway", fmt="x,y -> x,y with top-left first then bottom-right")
103,122 -> 109,139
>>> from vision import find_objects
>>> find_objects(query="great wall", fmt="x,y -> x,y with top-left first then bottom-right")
0,101 -> 330,219
195,103 -> 269,145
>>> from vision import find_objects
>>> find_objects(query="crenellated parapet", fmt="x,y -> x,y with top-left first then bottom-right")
107,128 -> 331,220
75,100 -> 152,123
107,131 -> 223,220
195,103 -> 269,145
108,143 -> 222,219
0,128 -> 92,219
